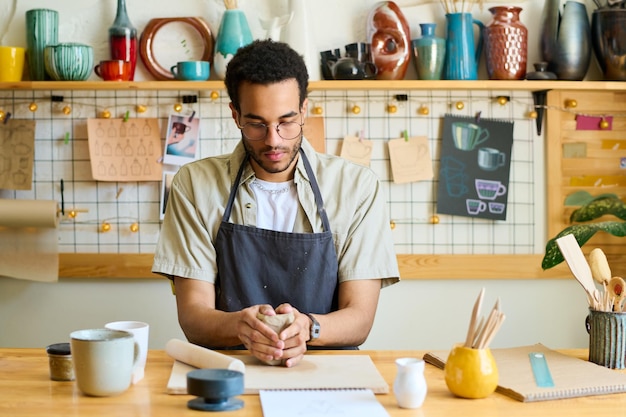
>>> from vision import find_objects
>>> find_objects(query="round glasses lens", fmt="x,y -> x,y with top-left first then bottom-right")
277,122 -> 302,140
242,124 -> 267,140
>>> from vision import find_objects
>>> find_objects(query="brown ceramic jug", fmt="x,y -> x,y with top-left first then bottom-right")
484,6 -> 528,80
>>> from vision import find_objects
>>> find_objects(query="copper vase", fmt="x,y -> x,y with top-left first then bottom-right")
484,6 -> 527,80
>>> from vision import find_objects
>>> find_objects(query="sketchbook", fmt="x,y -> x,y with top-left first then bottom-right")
423,343 -> 626,402
259,389 -> 390,417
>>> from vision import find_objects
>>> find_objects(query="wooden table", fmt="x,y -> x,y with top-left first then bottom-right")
1,348 -> 626,416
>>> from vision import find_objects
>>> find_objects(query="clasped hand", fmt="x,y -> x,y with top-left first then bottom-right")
237,303 -> 309,367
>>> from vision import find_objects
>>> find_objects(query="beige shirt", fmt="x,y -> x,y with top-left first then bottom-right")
152,138 -> 400,288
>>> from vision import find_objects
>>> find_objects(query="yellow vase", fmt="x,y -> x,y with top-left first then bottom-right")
444,344 -> 498,399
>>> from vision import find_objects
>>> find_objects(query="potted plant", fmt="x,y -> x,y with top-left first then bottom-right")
542,192 -> 626,270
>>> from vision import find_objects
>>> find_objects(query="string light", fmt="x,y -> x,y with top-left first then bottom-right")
100,222 -> 111,232
311,105 -> 323,115
430,215 -> 440,224
135,104 -> 147,113
527,110 -> 538,119
210,91 -> 220,100
29,102 -> 38,112
600,118 -> 610,129
62,105 -> 72,115
351,104 -> 361,115
564,99 -> 577,109
417,105 -> 430,115
387,103 -> 398,114
173,103 -> 183,112
101,109 -> 111,119
130,222 -> 139,232
496,96 -> 509,105
455,101 -> 465,110
0,110 -> 5,121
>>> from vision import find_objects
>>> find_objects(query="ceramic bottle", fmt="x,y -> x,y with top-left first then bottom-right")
540,0 -> 591,80
25,8 -> 58,81
109,0 -> 137,80
411,23 -> 445,80
393,357 -> 427,409
214,8 -> 253,80
484,6 -> 527,80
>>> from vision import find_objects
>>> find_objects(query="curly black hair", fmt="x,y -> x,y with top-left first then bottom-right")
224,39 -> 309,112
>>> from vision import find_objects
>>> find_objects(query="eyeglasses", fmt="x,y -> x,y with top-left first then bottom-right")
237,119 -> 304,141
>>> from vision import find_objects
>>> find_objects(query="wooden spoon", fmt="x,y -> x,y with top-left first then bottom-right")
608,276 -> 626,311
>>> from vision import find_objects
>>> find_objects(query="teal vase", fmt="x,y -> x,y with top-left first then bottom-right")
411,23 -> 446,80
25,8 -> 58,81
214,9 -> 253,80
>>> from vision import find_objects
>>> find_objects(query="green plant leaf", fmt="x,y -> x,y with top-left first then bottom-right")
570,194 -> 626,222
542,221 -> 626,269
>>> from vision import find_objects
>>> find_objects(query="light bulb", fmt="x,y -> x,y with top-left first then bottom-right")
210,91 -> 220,100
351,105 -> 361,115
130,222 -> 139,232
455,101 -> 464,110
173,103 -> 183,112
29,102 -> 38,112
100,222 -> 111,232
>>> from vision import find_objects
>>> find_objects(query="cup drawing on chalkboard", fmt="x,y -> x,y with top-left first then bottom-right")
478,147 -> 506,171
488,202 -> 506,214
466,199 -> 486,215
475,179 -> 506,200
451,122 -> 489,151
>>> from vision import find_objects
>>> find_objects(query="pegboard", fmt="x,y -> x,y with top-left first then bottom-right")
0,87 -> 548,278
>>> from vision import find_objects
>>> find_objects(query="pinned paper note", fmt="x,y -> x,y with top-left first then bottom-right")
340,135 -> 372,167
0,119 -> 36,190
87,118 -> 162,182
387,135 -> 433,184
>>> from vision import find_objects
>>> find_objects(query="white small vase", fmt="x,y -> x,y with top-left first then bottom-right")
281,0 -> 320,80
393,357 -> 427,409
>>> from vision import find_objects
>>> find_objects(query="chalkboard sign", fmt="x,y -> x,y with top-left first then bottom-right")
437,115 -> 514,221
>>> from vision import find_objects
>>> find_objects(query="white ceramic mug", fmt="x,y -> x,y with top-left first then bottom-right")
70,328 -> 137,396
104,321 -> 149,384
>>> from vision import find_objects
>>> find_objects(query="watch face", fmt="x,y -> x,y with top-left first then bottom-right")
307,314 -> 320,339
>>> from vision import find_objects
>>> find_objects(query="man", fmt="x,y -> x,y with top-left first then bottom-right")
153,39 -> 399,367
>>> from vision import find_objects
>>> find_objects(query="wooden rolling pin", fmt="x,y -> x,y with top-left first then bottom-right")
165,339 -> 245,373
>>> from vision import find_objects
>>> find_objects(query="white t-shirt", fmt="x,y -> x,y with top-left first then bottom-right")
251,178 -> 297,232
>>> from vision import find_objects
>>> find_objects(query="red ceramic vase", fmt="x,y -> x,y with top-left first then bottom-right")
366,1 -> 411,80
484,6 -> 528,80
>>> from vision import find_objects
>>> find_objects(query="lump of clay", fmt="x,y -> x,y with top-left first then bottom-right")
256,312 -> 295,366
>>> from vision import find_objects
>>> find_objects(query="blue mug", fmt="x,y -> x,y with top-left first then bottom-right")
171,61 -> 210,81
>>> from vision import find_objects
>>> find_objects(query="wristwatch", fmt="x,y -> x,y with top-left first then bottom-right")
306,313 -> 320,341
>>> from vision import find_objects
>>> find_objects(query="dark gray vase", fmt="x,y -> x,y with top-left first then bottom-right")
591,9 -> 626,81
540,0 -> 592,80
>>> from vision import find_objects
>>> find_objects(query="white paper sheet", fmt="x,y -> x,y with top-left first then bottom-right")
260,389 -> 390,417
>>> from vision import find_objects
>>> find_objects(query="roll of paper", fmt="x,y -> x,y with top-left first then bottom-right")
0,199 -> 59,228
0,199 -> 60,282
165,339 -> 245,373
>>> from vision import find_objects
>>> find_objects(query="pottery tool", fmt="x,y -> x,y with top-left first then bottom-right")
556,234 -> 601,309
589,248 -> 611,285
608,276 -> 626,311
463,288 -> 506,349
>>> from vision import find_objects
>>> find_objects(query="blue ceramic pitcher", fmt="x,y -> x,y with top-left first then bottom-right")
443,13 -> 484,80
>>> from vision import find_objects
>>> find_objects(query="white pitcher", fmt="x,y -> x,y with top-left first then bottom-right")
393,357 -> 427,409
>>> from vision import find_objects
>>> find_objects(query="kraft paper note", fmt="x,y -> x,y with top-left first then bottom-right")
0,119 -> 36,190
87,118 -> 162,182
0,199 -> 59,282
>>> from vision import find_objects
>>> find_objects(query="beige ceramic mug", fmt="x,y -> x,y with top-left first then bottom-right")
70,328 -> 138,396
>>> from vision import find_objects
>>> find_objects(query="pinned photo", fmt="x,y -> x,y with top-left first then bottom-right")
163,113 -> 200,166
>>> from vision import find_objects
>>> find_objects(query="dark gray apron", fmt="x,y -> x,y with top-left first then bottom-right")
215,148 -> 340,319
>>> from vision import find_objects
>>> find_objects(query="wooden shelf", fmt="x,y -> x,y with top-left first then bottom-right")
58,253 -> 573,280
1,80 -> 626,91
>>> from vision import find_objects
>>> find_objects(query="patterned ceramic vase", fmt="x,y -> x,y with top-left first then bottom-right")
25,8 -> 58,81
214,9 -> 253,80
108,0 -> 137,80
44,43 -> 94,81
411,23 -> 445,80
484,6 -> 527,80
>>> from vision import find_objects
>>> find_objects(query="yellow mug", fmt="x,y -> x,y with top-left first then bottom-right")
0,46 -> 26,82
